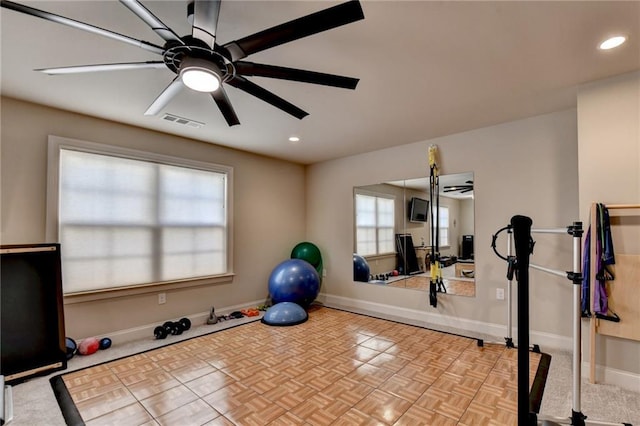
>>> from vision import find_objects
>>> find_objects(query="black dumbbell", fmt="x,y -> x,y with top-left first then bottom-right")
166,321 -> 186,335
162,321 -> 175,335
154,325 -> 168,339
179,317 -> 191,331
154,318 -> 191,339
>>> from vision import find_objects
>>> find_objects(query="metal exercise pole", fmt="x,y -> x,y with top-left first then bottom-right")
572,224 -> 583,421
489,225 -> 518,349
531,228 -> 571,234
506,228 -> 514,347
530,263 -> 566,278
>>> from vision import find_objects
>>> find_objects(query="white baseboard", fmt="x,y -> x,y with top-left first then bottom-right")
582,362 -> 640,392
318,293 -> 572,350
102,299 -> 266,345
318,293 -> 640,392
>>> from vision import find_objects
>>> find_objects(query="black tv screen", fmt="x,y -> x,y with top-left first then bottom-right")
409,197 -> 429,223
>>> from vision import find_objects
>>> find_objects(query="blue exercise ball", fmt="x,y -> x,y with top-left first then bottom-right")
262,302 -> 308,326
353,253 -> 370,282
65,337 -> 77,360
268,259 -> 320,307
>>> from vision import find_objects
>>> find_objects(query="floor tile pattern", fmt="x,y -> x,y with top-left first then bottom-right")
387,276 -> 475,297
60,307 -> 544,425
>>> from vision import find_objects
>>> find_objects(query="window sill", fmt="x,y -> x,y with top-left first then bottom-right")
363,253 -> 396,261
63,273 -> 235,305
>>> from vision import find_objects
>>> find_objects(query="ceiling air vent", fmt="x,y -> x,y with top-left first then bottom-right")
161,113 -> 204,129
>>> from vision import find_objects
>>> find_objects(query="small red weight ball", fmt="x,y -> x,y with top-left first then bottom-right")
78,337 -> 100,355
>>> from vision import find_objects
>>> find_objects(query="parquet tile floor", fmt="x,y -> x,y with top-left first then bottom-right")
387,277 -> 475,297
57,307 -> 546,425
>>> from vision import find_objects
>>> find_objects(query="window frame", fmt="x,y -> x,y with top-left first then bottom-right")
438,205 -> 450,248
353,189 -> 396,257
46,135 -> 234,303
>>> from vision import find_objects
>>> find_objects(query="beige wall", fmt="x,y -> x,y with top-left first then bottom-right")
1,97 -> 306,340
307,109 -> 579,338
577,71 -> 640,375
460,198 -> 474,238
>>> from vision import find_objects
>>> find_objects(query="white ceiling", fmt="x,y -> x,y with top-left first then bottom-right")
2,1 -> 638,165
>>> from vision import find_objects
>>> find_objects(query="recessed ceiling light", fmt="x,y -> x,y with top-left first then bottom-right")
599,35 -> 627,50
288,136 -> 301,143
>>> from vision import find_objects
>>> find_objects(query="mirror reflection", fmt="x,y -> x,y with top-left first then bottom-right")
353,172 -> 475,297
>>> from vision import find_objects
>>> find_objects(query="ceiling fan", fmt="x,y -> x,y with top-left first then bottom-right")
443,180 -> 474,194
1,0 -> 364,126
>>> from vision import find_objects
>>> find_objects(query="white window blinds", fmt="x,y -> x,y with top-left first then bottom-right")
57,147 -> 228,293
355,193 -> 395,256
438,206 -> 449,247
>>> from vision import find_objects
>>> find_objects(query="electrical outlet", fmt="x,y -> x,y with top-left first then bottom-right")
158,293 -> 166,304
496,288 -> 505,300
322,268 -> 327,277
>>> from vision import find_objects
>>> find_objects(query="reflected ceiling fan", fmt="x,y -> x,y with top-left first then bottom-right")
1,0 -> 364,126
443,180 -> 474,194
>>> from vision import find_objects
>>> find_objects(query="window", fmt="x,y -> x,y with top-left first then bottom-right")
438,206 -> 450,247
47,136 -> 232,294
355,192 -> 395,256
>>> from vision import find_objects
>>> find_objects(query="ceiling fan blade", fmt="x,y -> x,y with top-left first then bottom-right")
144,77 -> 183,116
211,86 -> 240,126
191,0 -> 221,49
36,61 -> 166,75
234,62 -> 359,89
119,0 -> 184,45
227,76 -> 308,119
222,0 -> 364,61
1,0 -> 164,55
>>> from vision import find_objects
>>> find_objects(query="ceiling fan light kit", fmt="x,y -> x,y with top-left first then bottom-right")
443,180 -> 474,194
1,0 -> 365,126
179,57 -> 221,92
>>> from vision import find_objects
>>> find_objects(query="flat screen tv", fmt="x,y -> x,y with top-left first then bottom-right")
409,197 -> 429,223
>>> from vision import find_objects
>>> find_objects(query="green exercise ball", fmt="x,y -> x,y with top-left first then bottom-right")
291,241 -> 322,268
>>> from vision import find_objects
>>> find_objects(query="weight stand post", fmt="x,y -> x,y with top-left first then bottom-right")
510,215 -> 535,425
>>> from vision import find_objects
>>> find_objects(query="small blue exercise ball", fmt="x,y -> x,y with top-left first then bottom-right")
99,337 -> 112,350
353,253 -> 370,282
262,302 -> 308,326
268,259 -> 320,307
65,337 -> 77,360
291,242 -> 323,268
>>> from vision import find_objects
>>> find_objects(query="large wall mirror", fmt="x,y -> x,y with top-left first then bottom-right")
353,172 -> 475,297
